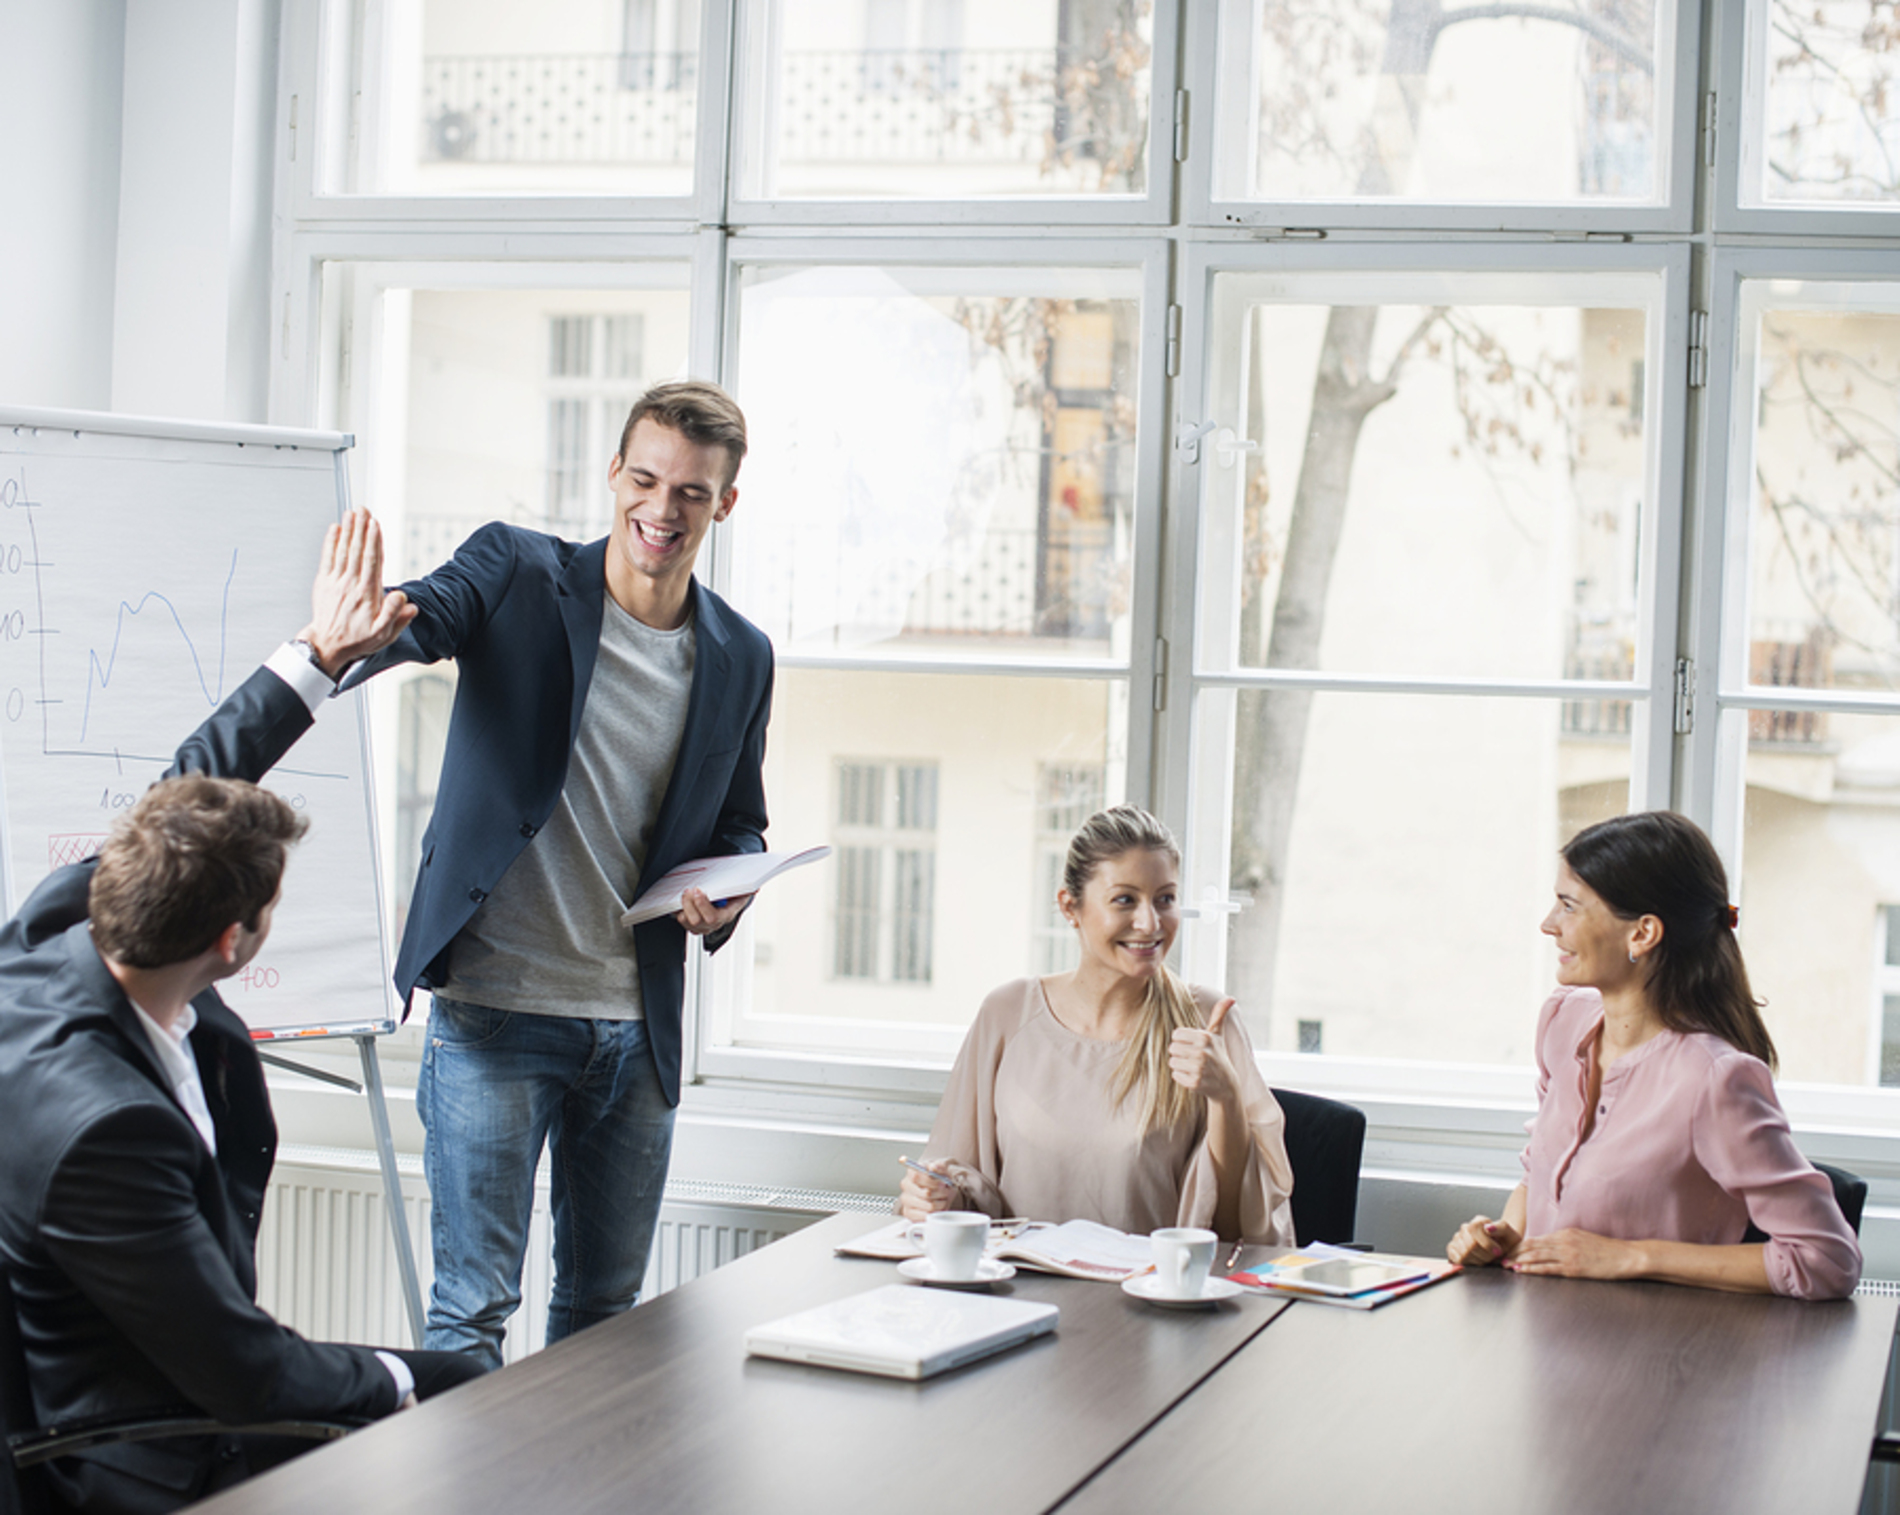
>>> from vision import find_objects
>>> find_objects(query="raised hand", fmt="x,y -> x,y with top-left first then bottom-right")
1168,997 -> 1241,1108
300,509 -> 416,676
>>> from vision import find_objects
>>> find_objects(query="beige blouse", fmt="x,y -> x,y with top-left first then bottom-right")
923,978 -> 1296,1244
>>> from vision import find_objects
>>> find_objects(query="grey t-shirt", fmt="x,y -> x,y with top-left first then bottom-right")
439,595 -> 695,1019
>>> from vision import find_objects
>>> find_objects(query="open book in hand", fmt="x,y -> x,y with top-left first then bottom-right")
837,1217 -> 1156,1282
620,846 -> 830,928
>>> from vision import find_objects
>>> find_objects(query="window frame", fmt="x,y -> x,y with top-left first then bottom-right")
1158,237 -> 1693,1095
1713,0 -> 1900,236
721,0 -> 1184,228
1183,0 -> 1704,235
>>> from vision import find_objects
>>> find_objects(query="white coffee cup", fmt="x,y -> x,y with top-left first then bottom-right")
1151,1227 -> 1218,1299
908,1210 -> 990,1281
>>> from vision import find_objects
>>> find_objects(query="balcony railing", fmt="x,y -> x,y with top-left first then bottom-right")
421,53 -> 698,164
420,48 -> 1096,168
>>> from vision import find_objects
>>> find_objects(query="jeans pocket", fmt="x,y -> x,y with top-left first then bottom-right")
428,997 -> 514,1050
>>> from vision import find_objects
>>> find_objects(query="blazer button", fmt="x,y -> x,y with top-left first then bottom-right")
469,888 -> 487,903
519,822 -> 537,838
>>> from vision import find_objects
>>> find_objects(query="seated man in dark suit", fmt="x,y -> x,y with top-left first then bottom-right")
0,515 -> 483,1514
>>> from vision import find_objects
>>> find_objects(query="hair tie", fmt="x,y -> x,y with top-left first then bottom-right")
1721,903 -> 1738,930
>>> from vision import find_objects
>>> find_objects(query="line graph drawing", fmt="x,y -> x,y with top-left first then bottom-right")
78,549 -> 237,742
0,463 -> 346,780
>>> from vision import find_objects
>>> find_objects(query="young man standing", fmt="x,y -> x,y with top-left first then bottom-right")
334,379 -> 773,1366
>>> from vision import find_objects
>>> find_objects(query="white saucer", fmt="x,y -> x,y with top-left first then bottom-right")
897,1257 -> 1016,1290
1120,1273 -> 1245,1309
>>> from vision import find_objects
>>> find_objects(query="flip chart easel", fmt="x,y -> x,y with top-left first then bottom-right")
0,405 -> 425,1345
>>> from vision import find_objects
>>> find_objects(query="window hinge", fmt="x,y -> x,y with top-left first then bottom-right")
1250,227 -> 1328,241
1153,637 -> 1169,712
1673,657 -> 1695,735
1687,309 -> 1709,389
287,93 -> 298,163
1165,304 -> 1182,378
1702,90 -> 1717,169
1173,89 -> 1189,163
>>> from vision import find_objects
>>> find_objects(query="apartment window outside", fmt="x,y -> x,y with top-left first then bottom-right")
832,759 -> 939,985
1032,762 -> 1105,975
545,312 -> 644,535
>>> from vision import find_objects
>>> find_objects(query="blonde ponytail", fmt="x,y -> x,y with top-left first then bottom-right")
1063,804 -> 1208,1137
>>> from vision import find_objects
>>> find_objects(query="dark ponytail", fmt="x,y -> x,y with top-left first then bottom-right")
1561,811 -> 1775,1070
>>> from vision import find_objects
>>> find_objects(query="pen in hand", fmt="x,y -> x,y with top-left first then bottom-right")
900,1155 -> 959,1189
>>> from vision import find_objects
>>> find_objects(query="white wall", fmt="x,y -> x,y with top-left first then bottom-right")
0,0 -> 278,422
112,0 -> 280,421
0,0 -> 126,410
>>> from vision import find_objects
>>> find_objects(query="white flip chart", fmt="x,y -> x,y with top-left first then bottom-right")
0,407 -> 394,1036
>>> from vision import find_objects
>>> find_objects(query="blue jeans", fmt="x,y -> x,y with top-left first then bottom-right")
417,997 -> 676,1369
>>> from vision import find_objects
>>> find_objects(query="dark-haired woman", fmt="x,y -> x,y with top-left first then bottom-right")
1447,811 -> 1860,1298
898,805 -> 1294,1244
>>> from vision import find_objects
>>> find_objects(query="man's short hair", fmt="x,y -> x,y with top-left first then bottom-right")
89,777 -> 308,968
616,380 -> 748,492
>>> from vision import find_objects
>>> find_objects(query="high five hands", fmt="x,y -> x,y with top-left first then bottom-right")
1169,997 -> 1241,1106
300,509 -> 417,678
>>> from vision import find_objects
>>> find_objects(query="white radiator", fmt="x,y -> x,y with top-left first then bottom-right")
258,1147 -> 888,1363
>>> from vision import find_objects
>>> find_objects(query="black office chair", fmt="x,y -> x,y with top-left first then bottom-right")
2,1271 -> 355,1515
1270,1087 -> 1368,1246
1739,1160 -> 1867,1244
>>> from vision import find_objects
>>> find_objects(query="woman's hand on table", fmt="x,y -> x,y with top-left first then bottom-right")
1168,998 -> 1242,1111
1506,1228 -> 1641,1280
897,1157 -> 959,1221
1447,1215 -> 1523,1268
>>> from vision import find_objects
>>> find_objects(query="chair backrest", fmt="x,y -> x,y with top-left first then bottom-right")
1,1270 -> 56,1515
1740,1161 -> 1867,1245
1270,1088 -> 1368,1246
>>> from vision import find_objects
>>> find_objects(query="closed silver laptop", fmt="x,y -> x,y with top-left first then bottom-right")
743,1284 -> 1058,1380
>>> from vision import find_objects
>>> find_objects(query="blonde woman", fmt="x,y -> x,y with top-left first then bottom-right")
898,806 -> 1294,1244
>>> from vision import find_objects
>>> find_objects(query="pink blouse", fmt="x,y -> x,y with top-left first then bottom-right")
922,978 -> 1295,1244
1522,987 -> 1861,1300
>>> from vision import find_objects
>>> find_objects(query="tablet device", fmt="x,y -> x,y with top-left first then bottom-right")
1274,1257 -> 1429,1297
744,1284 -> 1058,1380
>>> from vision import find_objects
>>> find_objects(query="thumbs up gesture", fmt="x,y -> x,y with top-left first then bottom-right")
1168,996 -> 1240,1107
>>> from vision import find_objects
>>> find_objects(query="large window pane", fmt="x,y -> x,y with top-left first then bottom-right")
331,275 -> 691,940
1213,0 -> 1675,205
1739,286 -> 1900,694
1200,688 -> 1635,1062
732,264 -> 1142,661
1745,0 -> 1900,208
1722,707 -> 1900,1085
736,1 -> 1154,199
719,669 -> 1127,1051
347,0 -> 699,196
1198,272 -> 1659,681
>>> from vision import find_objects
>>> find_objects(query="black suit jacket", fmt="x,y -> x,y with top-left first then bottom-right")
0,670 -> 399,1513
342,523 -> 774,1104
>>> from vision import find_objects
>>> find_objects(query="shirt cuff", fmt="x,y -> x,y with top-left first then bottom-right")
264,642 -> 338,716
374,1350 -> 415,1403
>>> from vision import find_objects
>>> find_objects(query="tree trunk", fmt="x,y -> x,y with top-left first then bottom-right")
1223,0 -> 1442,1032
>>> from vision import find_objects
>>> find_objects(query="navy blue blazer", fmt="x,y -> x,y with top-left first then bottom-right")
0,669 -> 399,1511
343,523 -> 773,1105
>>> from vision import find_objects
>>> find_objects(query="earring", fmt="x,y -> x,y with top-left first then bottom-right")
1628,950 -> 1638,964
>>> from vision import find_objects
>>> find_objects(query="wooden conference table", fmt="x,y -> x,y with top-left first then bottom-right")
192,1213 -> 1897,1515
